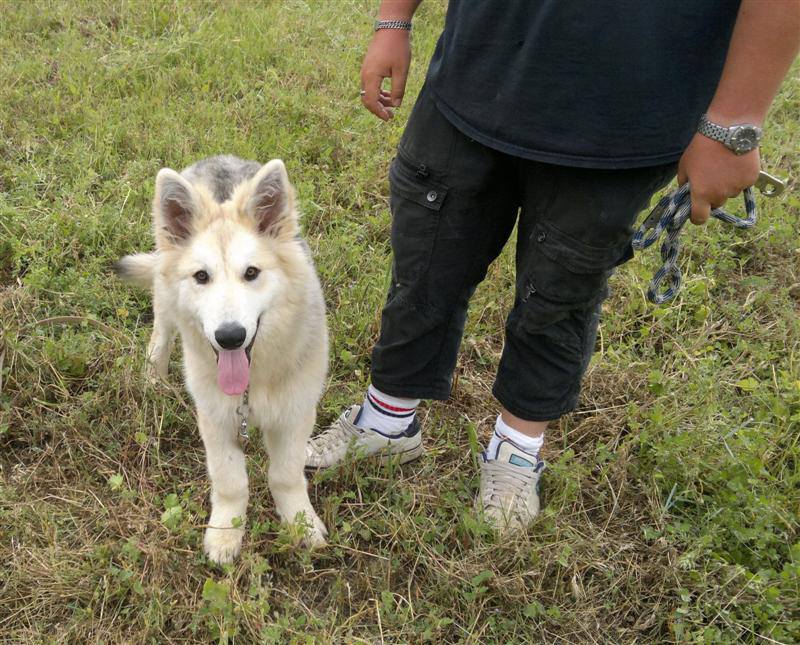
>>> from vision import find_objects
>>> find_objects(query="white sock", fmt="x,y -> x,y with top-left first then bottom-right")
355,385 -> 420,436
486,414 -> 544,459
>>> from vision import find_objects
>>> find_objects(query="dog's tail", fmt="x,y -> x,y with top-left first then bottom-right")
114,253 -> 157,289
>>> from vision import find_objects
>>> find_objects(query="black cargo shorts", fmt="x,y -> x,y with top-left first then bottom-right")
370,86 -> 676,421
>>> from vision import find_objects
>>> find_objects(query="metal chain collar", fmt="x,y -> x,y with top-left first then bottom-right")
632,170 -> 785,304
236,389 -> 250,447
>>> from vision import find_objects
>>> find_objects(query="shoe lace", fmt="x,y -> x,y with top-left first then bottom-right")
481,459 -> 537,515
308,410 -> 362,454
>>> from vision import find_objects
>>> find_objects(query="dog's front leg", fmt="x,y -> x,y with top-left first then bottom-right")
263,412 -> 327,547
146,294 -> 175,382
198,409 -> 249,564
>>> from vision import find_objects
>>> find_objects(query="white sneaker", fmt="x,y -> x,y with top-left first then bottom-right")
305,405 -> 423,469
478,438 -> 546,531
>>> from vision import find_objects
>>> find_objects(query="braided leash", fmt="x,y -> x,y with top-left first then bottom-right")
632,171 -> 785,304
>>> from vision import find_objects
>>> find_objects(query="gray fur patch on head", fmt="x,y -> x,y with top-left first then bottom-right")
182,155 -> 261,203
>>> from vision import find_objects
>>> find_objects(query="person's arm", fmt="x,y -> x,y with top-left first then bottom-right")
360,0 -> 423,121
679,0 -> 800,224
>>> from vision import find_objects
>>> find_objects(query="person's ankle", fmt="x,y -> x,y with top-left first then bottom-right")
486,413 -> 544,459
355,385 -> 420,436
500,408 -> 547,440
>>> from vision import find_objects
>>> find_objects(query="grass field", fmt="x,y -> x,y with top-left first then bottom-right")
1,1 -> 799,642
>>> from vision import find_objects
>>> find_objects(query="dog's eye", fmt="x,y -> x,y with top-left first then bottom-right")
244,266 -> 260,281
194,270 -> 210,284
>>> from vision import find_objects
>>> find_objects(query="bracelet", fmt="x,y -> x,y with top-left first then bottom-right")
374,19 -> 412,31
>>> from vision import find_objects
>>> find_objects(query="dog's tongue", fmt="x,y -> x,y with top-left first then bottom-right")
217,349 -> 250,396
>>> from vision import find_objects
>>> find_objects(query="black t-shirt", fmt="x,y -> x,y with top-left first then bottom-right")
425,0 -> 741,169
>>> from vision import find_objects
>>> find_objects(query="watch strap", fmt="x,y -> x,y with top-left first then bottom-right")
698,114 -> 731,146
698,114 -> 763,154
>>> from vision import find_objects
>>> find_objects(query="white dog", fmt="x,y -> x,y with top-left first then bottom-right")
116,155 -> 328,563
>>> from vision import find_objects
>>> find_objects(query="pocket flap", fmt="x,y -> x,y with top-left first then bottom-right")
389,156 -> 449,212
532,222 -> 630,273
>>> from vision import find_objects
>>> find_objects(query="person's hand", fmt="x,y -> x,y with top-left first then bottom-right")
360,29 -> 411,121
677,132 -> 761,225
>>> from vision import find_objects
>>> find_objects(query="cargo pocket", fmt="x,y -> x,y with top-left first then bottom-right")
517,220 -> 630,336
388,154 -> 449,288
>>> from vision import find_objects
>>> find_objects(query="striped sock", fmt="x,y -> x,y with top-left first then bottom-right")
355,385 -> 420,436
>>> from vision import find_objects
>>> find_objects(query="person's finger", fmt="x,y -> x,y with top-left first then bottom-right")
360,71 -> 391,120
690,191 -> 712,225
390,65 -> 409,107
677,165 -> 688,186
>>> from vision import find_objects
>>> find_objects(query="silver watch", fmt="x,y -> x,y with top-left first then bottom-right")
697,114 -> 763,155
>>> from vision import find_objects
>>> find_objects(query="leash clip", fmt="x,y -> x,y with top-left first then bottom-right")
640,198 -> 670,233
755,170 -> 786,197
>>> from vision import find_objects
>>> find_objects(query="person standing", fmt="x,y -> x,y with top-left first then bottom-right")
307,1 -> 800,530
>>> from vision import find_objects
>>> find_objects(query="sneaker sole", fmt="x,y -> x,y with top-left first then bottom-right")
374,441 -> 424,465
305,441 -> 424,470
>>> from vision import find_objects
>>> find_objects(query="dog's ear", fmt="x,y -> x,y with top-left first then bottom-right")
245,159 -> 296,236
154,168 -> 198,245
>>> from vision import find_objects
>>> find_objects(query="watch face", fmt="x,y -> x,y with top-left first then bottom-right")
730,127 -> 759,154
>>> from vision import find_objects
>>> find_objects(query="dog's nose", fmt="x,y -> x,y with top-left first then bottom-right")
215,323 -> 247,350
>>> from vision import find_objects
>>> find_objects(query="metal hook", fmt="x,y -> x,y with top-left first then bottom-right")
755,170 -> 786,197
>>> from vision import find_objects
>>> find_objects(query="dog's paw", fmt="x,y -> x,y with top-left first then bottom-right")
144,360 -> 167,385
283,508 -> 327,549
203,527 -> 244,564
301,510 -> 328,549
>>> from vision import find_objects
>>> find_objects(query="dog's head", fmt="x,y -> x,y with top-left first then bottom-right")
153,159 -> 301,396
